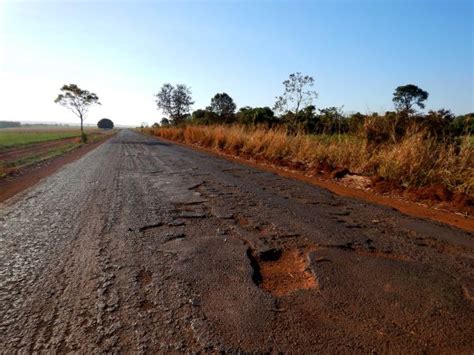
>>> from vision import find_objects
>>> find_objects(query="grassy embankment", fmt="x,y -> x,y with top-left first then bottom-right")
0,127 -> 110,177
144,125 -> 473,211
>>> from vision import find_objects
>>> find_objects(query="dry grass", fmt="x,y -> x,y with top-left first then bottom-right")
144,125 -> 473,196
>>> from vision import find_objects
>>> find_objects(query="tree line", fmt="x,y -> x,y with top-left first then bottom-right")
154,73 -> 473,143
52,74 -> 472,144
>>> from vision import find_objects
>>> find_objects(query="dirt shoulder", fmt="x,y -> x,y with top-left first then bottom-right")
151,134 -> 474,232
0,135 -> 112,203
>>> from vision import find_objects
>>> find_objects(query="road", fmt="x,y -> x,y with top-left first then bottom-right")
1,129 -> 473,353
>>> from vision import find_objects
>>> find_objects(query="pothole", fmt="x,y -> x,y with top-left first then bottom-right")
139,299 -> 154,311
247,247 -> 318,297
136,269 -> 153,287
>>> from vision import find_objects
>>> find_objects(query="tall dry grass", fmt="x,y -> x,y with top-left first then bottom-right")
144,125 -> 473,196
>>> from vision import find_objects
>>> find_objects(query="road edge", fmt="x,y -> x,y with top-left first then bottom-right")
143,132 -> 474,232
0,134 -> 114,204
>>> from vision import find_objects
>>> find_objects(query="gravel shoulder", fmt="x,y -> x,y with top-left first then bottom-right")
1,129 -> 472,353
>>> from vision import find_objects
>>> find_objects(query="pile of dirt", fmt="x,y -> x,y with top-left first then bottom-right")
247,247 -> 317,297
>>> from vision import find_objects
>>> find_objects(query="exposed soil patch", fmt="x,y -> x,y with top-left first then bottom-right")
247,247 -> 318,297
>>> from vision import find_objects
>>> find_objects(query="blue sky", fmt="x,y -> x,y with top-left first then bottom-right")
0,0 -> 472,126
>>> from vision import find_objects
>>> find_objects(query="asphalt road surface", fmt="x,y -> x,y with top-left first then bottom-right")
1,130 -> 473,353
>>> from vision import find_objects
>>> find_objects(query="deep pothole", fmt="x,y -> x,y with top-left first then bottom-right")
247,247 -> 318,297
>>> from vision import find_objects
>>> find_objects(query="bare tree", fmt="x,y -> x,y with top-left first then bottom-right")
54,84 -> 100,142
274,72 -> 318,116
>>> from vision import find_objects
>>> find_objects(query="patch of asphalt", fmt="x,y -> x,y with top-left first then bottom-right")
0,130 -> 472,353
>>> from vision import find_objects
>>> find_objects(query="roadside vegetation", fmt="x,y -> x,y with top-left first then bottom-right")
144,73 -> 473,213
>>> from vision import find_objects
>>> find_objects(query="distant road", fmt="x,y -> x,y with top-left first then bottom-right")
1,129 -> 472,353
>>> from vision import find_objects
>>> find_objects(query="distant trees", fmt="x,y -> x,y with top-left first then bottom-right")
236,107 -> 277,126
191,109 -> 218,125
97,118 -> 114,129
392,84 -> 429,114
54,84 -> 100,142
152,77 -> 472,145
207,93 -> 237,123
0,121 -> 21,129
155,84 -> 194,125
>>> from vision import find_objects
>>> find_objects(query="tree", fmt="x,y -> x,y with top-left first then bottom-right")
97,118 -> 114,129
207,93 -> 237,123
55,84 -> 100,142
155,83 -> 194,125
191,109 -> 218,125
236,107 -> 276,126
422,109 -> 455,139
317,106 -> 346,134
392,84 -> 429,114
274,72 -> 318,116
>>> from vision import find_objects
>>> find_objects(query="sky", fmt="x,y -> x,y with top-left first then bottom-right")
0,0 -> 472,127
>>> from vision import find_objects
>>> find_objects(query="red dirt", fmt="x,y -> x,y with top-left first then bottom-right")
0,138 -> 110,203
155,136 -> 474,232
258,248 -> 317,297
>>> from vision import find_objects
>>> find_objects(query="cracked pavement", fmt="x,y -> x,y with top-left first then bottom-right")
1,130 -> 473,353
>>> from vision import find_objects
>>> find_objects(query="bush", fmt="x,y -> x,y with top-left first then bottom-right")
97,118 -> 114,129
81,132 -> 88,143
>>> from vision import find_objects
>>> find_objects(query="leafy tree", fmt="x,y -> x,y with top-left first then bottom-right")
97,118 -> 114,129
191,109 -> 218,124
421,109 -> 456,139
392,84 -> 429,114
207,93 -> 237,123
317,106 -> 346,134
54,84 -> 100,142
236,107 -> 276,126
155,83 -> 194,124
281,105 -> 319,134
347,112 -> 366,133
451,113 -> 473,136
160,117 -> 171,126
274,72 -> 318,116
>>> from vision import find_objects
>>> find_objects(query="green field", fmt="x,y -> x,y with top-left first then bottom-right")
0,127 -> 96,150
0,126 -> 113,177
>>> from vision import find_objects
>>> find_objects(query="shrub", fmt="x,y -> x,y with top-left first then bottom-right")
97,118 -> 114,129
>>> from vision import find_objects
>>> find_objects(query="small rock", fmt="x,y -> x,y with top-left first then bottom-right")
189,298 -> 201,306
332,168 -> 350,179
216,228 -> 228,235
